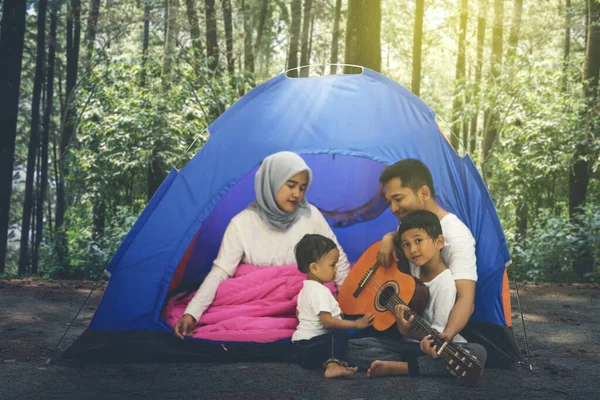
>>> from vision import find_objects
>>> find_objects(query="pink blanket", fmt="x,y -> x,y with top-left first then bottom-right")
162,264 -> 337,343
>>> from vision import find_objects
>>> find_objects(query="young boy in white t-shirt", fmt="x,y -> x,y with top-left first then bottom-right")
367,210 -> 487,378
292,234 -> 374,378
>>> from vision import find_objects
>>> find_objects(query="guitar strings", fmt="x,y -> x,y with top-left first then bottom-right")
350,279 -> 466,367
349,271 -> 481,378
355,274 -> 451,353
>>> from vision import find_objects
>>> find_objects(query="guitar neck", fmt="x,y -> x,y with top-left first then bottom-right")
391,296 -> 454,358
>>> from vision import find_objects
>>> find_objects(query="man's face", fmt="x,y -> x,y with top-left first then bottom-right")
384,177 -> 426,221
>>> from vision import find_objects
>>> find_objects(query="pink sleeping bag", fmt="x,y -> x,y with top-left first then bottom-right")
163,264 -> 337,343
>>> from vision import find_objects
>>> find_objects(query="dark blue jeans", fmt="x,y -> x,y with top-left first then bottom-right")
294,331 -> 349,369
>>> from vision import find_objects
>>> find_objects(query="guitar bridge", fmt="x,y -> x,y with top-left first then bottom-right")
353,267 -> 376,298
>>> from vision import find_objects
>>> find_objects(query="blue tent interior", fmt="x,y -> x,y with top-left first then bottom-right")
63,68 -> 521,367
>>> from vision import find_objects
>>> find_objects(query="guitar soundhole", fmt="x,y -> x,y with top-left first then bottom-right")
375,281 -> 400,312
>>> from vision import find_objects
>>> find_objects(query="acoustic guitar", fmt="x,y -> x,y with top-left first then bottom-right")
338,241 -> 484,385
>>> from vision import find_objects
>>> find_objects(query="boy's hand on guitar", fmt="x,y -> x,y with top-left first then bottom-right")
377,233 -> 399,268
394,304 -> 414,335
354,313 -> 375,329
420,334 -> 441,358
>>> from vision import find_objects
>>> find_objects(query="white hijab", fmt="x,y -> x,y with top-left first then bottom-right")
249,152 -> 313,230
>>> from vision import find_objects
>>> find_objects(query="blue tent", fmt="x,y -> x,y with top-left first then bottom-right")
68,68 -> 520,365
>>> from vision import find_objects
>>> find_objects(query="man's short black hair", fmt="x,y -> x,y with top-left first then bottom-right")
379,159 -> 436,199
295,234 -> 338,273
396,210 -> 443,244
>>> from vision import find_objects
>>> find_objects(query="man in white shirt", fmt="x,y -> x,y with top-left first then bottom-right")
376,158 -> 477,344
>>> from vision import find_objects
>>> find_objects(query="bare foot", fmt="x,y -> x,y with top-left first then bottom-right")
367,360 -> 408,378
324,362 -> 358,379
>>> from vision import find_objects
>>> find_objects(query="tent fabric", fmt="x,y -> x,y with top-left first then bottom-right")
79,68 -> 517,363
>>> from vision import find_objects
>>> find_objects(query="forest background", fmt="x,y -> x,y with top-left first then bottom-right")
0,0 -> 599,283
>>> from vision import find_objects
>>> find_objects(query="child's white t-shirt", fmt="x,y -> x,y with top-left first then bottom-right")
407,269 -> 467,344
292,280 -> 341,342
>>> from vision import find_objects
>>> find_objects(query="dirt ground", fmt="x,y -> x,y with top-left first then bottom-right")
1,279 -> 599,400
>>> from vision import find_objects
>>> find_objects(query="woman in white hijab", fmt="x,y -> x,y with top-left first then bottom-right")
174,151 -> 351,339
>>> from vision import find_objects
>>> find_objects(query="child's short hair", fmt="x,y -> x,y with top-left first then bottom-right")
295,234 -> 338,273
396,210 -> 443,243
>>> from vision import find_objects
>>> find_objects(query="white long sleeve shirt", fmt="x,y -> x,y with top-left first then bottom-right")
184,204 -> 350,321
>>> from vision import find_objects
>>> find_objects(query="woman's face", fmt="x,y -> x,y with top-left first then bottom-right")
275,171 -> 309,212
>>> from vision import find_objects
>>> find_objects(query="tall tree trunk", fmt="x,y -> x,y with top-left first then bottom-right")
570,0 -> 599,278
162,0 -> 179,90
19,0 -> 48,276
56,0 -> 82,266
242,0 -> 255,73
287,0 -> 302,77
562,0 -> 572,90
451,0 -> 468,150
254,0 -> 269,59
221,0 -> 234,74
308,11 -> 315,66
151,0 -> 179,200
299,0 -> 313,77
35,2 -> 59,276
412,0 -> 424,96
85,0 -> 101,71
185,0 -> 203,70
0,0 -> 27,273
205,0 -> 219,72
330,0 -> 342,74
84,0 -> 105,239
481,0 -> 503,171
463,66 -> 471,148
469,0 -> 487,154
140,1 -> 151,86
344,0 -> 381,72
507,0 -> 523,58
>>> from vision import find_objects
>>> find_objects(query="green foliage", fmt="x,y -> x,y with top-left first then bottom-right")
36,41 -> 254,279
5,0 -> 599,283
509,206 -> 600,282
40,205 -> 140,279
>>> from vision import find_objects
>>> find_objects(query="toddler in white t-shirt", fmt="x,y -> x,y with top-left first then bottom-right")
292,234 -> 374,378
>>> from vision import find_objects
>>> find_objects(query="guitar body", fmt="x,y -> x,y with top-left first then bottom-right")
338,241 -> 429,331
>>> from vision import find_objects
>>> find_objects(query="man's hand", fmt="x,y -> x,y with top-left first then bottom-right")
174,314 -> 197,339
354,313 -> 375,329
377,232 -> 399,268
394,304 -> 414,336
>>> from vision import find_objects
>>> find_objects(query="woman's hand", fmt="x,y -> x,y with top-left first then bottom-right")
377,233 -> 399,268
174,314 -> 197,339
394,304 -> 414,336
354,313 -> 375,329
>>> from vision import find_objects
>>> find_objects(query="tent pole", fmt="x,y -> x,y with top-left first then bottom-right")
174,127 -> 209,170
510,269 -> 533,371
